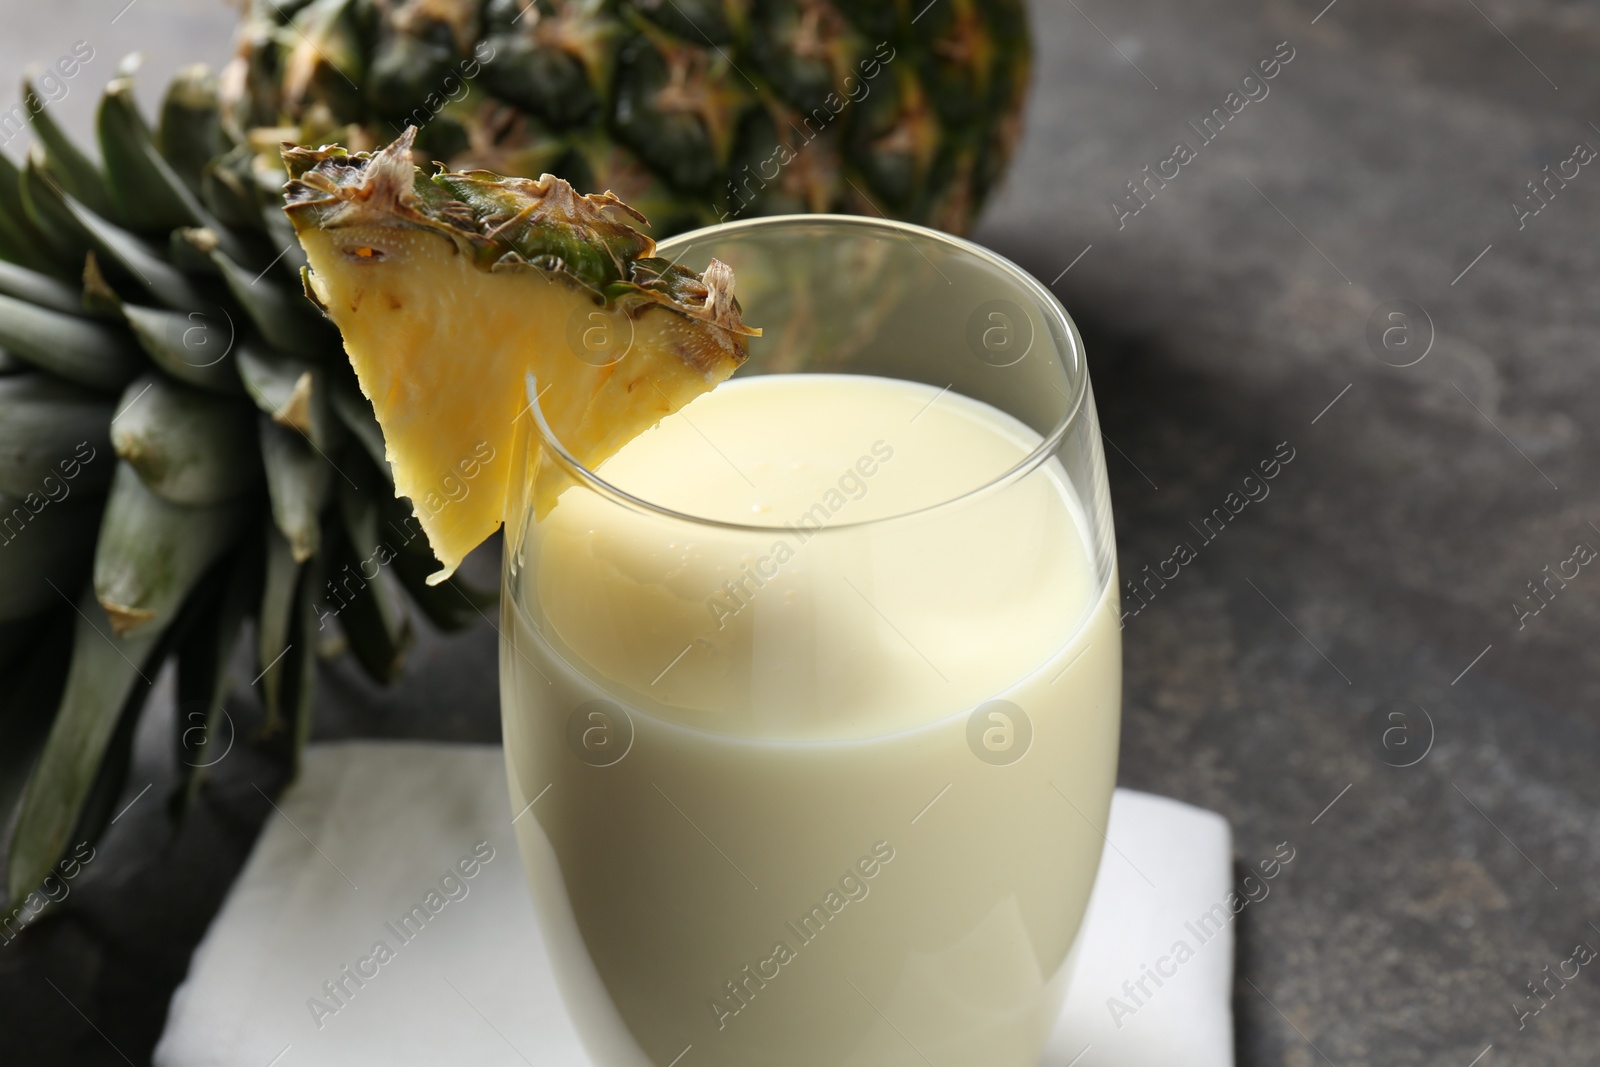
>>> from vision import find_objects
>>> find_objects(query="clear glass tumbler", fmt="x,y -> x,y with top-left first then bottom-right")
501,215 -> 1120,1067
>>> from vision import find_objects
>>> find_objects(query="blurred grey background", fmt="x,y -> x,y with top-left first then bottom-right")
2,1 -> 1599,1065
0,2 -> 236,137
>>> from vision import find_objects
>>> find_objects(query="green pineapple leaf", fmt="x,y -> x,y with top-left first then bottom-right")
173,540 -> 257,813
0,374 -> 114,497
21,79 -> 117,221
98,74 -> 204,232
257,527 -> 298,735
92,462 -> 246,637
121,303 -> 244,394
0,256 -> 90,316
108,373 -> 259,505
259,418 -> 330,564
5,585 -> 162,905
0,288 -> 139,389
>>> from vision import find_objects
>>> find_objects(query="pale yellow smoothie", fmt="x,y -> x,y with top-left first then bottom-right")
502,374 -> 1120,1067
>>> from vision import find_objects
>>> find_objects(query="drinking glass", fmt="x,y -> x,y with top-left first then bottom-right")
500,215 -> 1120,1067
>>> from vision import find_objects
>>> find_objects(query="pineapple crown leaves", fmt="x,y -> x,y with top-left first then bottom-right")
0,65 -> 499,912
279,126 -> 757,338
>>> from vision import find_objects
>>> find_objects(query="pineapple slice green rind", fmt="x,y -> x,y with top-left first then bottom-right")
280,128 -> 757,580
425,170 -> 653,285
280,132 -> 750,341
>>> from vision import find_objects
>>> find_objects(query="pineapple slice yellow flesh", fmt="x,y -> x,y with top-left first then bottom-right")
284,131 -> 755,582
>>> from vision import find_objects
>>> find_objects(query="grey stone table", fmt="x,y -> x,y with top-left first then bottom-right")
2,1 -> 1597,1064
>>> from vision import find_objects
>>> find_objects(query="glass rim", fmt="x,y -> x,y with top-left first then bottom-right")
527,213 -> 1088,534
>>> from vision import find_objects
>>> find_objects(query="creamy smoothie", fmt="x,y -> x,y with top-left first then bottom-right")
502,374 -> 1120,1067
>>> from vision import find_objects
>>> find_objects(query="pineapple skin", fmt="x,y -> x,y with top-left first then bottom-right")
224,0 -> 1032,236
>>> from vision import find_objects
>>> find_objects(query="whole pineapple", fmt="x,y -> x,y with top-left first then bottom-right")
222,0 -> 1031,235
0,0 -> 1030,921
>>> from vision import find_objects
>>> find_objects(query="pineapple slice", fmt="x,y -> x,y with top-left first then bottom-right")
283,130 -> 756,582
